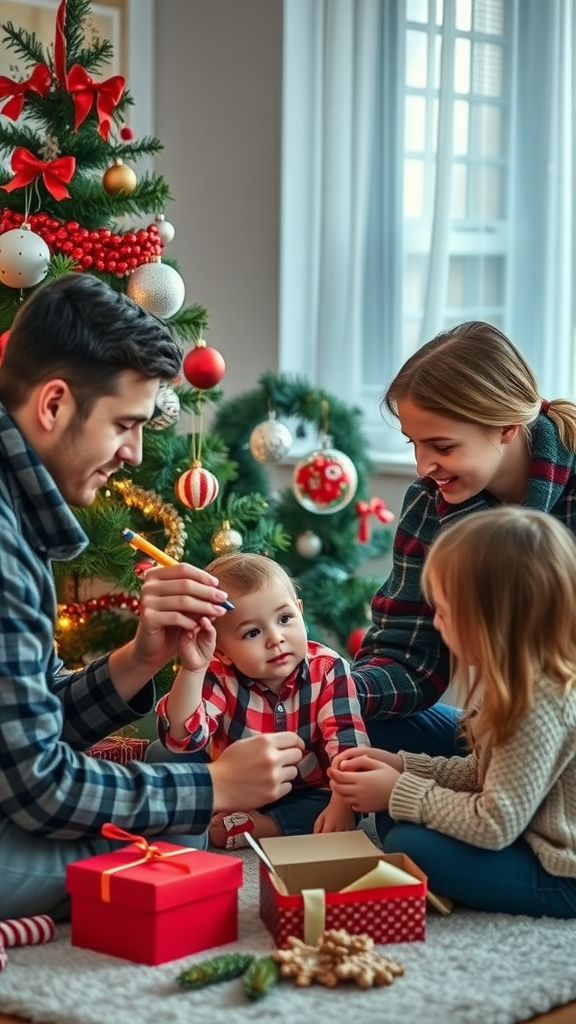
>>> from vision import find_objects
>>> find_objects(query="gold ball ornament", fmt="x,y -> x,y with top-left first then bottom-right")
211,520 -> 243,555
102,159 -> 138,195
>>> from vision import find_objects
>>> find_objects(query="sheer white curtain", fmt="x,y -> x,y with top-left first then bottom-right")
280,0 -> 391,408
280,0 -> 575,457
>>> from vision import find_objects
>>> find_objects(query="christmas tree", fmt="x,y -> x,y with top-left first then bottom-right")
0,0 -> 393,686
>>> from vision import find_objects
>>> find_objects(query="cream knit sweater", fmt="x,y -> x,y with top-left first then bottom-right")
389,677 -> 576,878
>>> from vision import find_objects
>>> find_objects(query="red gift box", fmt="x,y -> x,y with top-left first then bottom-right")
66,826 -> 243,965
86,735 -> 149,764
259,831 -> 427,948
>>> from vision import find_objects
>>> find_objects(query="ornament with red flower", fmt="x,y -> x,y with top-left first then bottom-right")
293,433 -> 358,515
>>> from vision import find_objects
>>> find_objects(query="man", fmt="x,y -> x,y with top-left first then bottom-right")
0,273 -> 303,919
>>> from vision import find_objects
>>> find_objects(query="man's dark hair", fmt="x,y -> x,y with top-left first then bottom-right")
0,273 -> 183,418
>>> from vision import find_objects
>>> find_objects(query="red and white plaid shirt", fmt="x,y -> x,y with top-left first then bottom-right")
156,640 -> 369,788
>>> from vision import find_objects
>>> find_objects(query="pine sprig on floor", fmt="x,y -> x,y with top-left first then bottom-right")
243,955 -> 280,1000
176,952 -> 255,990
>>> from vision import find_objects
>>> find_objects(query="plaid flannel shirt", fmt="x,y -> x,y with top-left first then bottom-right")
0,404 -> 212,839
353,413 -> 576,720
157,640 -> 369,786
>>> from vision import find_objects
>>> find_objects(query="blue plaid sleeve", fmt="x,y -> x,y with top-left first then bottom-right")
0,514 -> 213,840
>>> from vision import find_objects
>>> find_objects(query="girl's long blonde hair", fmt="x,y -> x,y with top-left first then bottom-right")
422,507 -> 576,750
383,322 -> 576,451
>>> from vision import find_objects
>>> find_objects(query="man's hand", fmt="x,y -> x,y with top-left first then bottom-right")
328,757 -> 401,813
208,733 -> 304,812
134,563 -> 229,673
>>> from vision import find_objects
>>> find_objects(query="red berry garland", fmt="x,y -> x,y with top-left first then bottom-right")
0,209 -> 163,277
57,591 -> 140,629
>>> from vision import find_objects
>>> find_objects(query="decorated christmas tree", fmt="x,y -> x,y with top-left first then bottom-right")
0,0 -> 394,681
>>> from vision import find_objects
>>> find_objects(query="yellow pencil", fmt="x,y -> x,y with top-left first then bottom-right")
121,527 -> 178,566
121,528 -> 234,610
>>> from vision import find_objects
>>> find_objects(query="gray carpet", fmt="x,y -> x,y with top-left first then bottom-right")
0,842 -> 575,1024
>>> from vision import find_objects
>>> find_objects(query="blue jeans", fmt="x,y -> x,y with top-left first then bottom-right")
366,702 -> 465,844
366,705 -> 576,918
385,822 -> 576,918
145,739 -> 344,835
0,812 -> 207,922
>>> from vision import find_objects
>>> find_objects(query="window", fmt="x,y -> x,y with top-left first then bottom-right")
280,0 -> 575,459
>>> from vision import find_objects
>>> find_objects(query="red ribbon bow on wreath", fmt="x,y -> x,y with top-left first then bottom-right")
1,147 -> 76,201
355,497 -> 395,542
66,64 -> 125,140
0,63 -> 51,120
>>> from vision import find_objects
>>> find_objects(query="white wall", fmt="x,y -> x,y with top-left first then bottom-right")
154,0 -> 415,579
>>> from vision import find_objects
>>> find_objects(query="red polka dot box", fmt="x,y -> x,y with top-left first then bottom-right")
258,831 -> 428,948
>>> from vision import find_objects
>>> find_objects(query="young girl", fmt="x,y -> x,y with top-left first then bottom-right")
154,552 -> 368,848
332,507 -> 576,917
353,321 -> 576,765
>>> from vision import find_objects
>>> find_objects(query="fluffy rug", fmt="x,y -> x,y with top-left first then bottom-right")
0,841 -> 575,1024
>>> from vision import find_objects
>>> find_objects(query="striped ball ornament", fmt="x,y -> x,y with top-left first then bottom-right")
175,464 -> 219,510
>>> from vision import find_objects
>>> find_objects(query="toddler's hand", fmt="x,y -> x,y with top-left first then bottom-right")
178,616 -> 216,672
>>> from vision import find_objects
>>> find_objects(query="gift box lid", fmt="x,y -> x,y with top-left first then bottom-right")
260,831 -> 421,895
66,842 -> 242,912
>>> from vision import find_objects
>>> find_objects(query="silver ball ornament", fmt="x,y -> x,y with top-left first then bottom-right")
295,530 -> 323,558
0,227 -> 50,289
155,213 -> 176,246
127,259 -> 185,319
249,412 -> 293,463
148,382 -> 181,430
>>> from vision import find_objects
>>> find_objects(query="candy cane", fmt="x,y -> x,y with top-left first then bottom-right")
0,935 -> 7,972
0,914 -> 55,947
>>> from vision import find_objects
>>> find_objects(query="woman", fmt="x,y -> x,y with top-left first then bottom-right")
352,320 -> 576,760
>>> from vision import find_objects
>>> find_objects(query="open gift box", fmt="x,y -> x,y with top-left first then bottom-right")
258,831 -> 428,948
66,834 -> 243,965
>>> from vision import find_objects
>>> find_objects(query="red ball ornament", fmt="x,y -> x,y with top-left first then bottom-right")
347,626 -> 369,658
0,330 -> 9,364
182,341 -> 226,390
134,560 -> 157,577
175,463 -> 219,510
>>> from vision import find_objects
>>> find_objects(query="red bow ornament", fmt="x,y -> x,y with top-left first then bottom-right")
66,64 -> 125,140
0,64 -> 51,120
1,147 -> 76,201
355,497 -> 395,542
54,0 -> 68,86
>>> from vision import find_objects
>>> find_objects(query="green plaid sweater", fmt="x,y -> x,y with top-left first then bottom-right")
353,413 -> 576,719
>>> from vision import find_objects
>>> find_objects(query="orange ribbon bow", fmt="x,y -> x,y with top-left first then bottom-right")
355,497 -> 395,542
66,64 -> 125,140
1,147 -> 75,201
99,823 -> 192,902
0,64 -> 51,120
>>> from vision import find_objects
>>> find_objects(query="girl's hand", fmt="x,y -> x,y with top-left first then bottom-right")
177,616 -> 217,672
328,758 -> 401,813
331,746 -> 404,773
